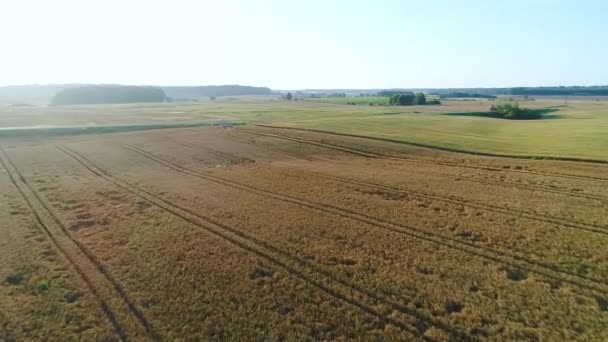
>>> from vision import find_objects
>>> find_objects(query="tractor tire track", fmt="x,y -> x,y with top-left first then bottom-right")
1,149 -> 158,340
225,135 -> 319,162
0,148 -> 134,341
251,125 -> 608,183
57,144 -> 472,341
167,138 -> 254,164
238,129 -> 608,202
121,144 -> 608,296
238,128 -> 381,158
280,169 -> 608,236
176,132 -> 608,234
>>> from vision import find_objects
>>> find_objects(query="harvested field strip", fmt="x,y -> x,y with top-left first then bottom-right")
254,125 -> 608,177
284,169 -> 608,236
238,129 -> 608,202
122,144 -> 608,296
0,149 -> 130,341
167,138 -> 253,164
56,145 -> 469,341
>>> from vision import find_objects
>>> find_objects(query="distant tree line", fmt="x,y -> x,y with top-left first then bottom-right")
509,87 -> 608,96
377,86 -> 608,97
308,93 -> 346,98
378,90 -> 410,97
51,85 -> 166,105
437,92 -> 497,99
162,85 -> 272,99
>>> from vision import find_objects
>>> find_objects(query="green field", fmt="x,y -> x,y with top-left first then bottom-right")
1,97 -> 607,161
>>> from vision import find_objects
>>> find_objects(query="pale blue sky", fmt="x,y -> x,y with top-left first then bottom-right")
1,0 -> 606,89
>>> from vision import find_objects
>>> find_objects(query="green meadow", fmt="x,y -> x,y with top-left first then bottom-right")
1,97 -> 607,160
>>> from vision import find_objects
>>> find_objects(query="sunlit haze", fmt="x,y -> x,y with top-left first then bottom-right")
2,0 -> 607,89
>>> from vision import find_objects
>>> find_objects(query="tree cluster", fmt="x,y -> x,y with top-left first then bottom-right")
388,92 -> 430,106
490,103 -> 541,119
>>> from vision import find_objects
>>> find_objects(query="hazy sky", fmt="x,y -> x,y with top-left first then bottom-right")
2,0 -> 607,89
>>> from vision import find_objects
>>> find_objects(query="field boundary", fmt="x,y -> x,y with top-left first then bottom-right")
254,124 -> 608,165
229,130 -> 608,201
0,122 -> 245,138
241,128 -> 608,185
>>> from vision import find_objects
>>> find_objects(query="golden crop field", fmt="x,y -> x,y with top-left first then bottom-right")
2,118 -> 608,340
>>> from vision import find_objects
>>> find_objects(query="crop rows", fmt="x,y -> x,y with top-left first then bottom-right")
57,144 -> 471,340
117,144 -> 608,296
179,131 -> 608,235
278,169 -> 608,236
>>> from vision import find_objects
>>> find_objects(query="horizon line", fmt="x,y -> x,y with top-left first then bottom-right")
2,83 -> 608,91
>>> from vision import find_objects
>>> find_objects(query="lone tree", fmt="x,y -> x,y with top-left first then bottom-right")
286,92 -> 293,101
414,92 -> 427,105
398,93 -> 415,106
388,92 -> 416,106
389,94 -> 401,105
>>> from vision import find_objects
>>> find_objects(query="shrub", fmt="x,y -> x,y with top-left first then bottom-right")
5,272 -> 24,285
36,279 -> 50,293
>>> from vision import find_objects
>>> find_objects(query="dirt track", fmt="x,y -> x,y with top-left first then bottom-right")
2,125 -> 608,340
